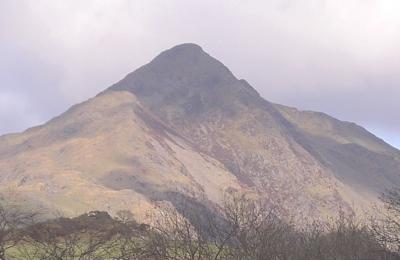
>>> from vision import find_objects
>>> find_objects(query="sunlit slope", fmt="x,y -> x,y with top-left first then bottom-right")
0,91 -> 242,217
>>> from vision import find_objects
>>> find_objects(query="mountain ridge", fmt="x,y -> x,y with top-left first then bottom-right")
109,43 -> 400,194
0,43 -> 399,221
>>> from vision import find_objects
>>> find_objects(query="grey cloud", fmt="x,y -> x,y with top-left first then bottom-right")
0,0 -> 399,147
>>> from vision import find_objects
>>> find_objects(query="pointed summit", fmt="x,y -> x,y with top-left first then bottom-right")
157,43 -> 205,58
110,43 -> 261,116
111,43 -> 237,95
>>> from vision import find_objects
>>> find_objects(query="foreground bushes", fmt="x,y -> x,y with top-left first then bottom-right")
1,193 -> 400,260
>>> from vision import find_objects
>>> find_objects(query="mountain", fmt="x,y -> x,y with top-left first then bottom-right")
1,43 -> 399,220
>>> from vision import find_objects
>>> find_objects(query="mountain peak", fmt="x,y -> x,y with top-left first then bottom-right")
109,43 -> 261,112
2,43 -> 400,224
160,43 -> 204,55
152,43 -> 206,65
113,43 -> 236,87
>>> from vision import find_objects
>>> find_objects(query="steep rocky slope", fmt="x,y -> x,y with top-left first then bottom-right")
1,43 -> 399,220
0,91 -> 243,218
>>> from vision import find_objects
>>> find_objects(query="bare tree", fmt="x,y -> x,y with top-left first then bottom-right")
100,210 -> 156,260
218,193 -> 297,260
19,211 -> 115,260
299,213 -> 389,260
148,192 -> 397,260
0,202 -> 37,260
150,202 -> 211,260
1,191 -> 396,260
147,193 -> 297,260
115,210 -> 135,224
372,187 -> 400,255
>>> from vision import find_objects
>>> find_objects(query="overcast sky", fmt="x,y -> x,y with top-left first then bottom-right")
0,0 -> 399,148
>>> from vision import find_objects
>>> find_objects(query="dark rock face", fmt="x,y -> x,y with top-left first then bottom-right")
110,43 -> 400,218
110,43 -> 262,119
113,43 -> 236,93
111,43 -> 400,200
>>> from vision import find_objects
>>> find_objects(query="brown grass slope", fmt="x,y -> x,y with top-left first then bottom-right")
0,90 -> 242,218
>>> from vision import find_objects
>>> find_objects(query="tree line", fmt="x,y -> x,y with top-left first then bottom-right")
1,190 -> 400,260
